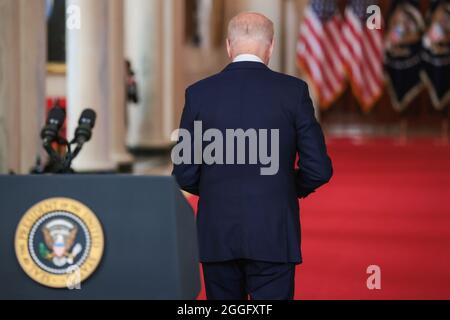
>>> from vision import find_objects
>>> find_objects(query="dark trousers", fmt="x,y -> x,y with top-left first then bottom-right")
202,259 -> 296,300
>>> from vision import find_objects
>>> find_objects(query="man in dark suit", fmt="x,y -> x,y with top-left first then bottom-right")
172,12 -> 332,300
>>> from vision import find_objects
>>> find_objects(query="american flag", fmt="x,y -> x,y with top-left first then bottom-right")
297,0 -> 346,109
341,0 -> 384,112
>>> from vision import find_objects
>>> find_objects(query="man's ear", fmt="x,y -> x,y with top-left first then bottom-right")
226,39 -> 232,59
263,39 -> 275,65
268,38 -> 275,60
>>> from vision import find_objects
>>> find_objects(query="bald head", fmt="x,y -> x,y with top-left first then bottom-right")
227,12 -> 275,65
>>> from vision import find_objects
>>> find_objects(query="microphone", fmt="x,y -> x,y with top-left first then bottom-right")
41,107 -> 66,145
73,109 -> 96,145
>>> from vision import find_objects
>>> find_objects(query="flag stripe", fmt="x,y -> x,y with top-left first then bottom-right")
299,33 -> 335,97
296,1 -> 346,108
340,3 -> 384,110
303,19 -> 341,90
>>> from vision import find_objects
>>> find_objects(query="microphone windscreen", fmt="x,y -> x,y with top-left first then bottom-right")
79,109 -> 97,128
47,107 -> 66,126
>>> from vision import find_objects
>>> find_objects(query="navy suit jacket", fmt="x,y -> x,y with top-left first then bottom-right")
172,61 -> 333,264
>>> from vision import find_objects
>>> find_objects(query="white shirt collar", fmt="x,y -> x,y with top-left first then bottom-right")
233,54 -> 264,64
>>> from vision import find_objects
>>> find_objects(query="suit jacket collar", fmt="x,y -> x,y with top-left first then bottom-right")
222,61 -> 269,72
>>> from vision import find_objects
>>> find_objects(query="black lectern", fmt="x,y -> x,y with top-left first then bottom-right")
0,175 -> 200,300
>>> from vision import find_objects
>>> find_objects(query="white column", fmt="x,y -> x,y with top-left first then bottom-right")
283,0 -> 300,76
161,0 -> 185,140
0,103 -> 6,173
19,0 -> 47,173
108,0 -> 133,165
0,0 -> 18,174
197,0 -> 214,51
125,0 -> 184,149
171,0 -> 187,133
0,0 -> 46,174
125,0 -> 162,148
67,0 -> 115,171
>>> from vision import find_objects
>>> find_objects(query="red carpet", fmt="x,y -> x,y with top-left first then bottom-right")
188,137 -> 450,300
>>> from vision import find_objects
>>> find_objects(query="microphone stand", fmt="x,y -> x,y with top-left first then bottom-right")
39,108 -> 95,174
42,136 -> 75,174
62,139 -> 84,172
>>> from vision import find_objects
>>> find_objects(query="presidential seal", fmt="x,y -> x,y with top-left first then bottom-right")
15,198 -> 104,288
